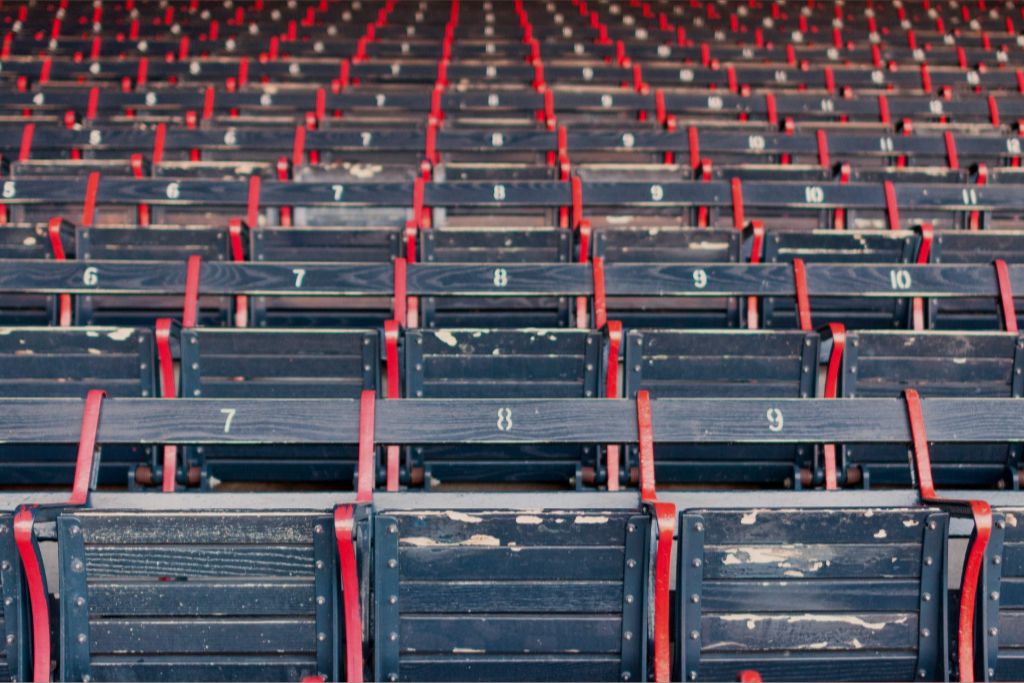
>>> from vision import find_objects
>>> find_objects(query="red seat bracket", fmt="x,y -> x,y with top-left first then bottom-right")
46,217 -> 72,327
182,254 -> 202,330
792,258 -> 812,331
995,259 -> 1018,332
591,256 -> 607,330
228,220 -> 248,328
14,507 -> 49,683
383,320 -> 401,492
393,257 -> 408,328
155,320 -> 178,492
904,389 -> 992,683
334,505 -> 364,682
357,390 -> 375,503
822,323 -> 846,490
884,180 -> 900,230
605,320 -> 622,491
636,390 -> 675,683
912,223 -> 935,330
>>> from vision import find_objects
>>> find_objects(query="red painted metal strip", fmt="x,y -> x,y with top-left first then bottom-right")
878,94 -> 891,124
246,174 -> 261,228
746,221 -> 764,329
912,224 -> 934,330
816,129 -> 829,168
228,220 -> 248,327
765,92 -> 777,126
14,507 -> 50,683
292,125 -> 307,168
571,176 -> 583,229
944,131 -> 959,170
883,180 -> 900,230
413,177 -> 426,228
904,388 -> 991,683
822,323 -> 846,490
334,505 -> 365,682
47,218 -> 71,327
82,171 -> 100,227
995,259 -> 1018,332
69,389 -> 106,506
792,258 -> 812,331
637,390 -> 656,501
18,123 -> 34,162
155,319 -> 178,492
730,177 -> 744,229
384,320 -> 401,492
393,257 -> 407,328
989,95 -> 1001,129
688,126 -> 700,171
637,390 -> 674,682
591,256 -> 607,330
152,122 -> 166,166
738,671 -> 763,682
357,390 -> 375,503
604,320 -> 623,491
182,254 -> 201,329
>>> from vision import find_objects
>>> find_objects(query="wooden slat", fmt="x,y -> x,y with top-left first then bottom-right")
702,543 -> 922,579
89,618 -> 315,654
701,612 -> 918,652
399,581 -> 622,614
399,615 -> 622,654
399,548 -> 623,581
85,546 -> 313,578
87,580 -> 315,617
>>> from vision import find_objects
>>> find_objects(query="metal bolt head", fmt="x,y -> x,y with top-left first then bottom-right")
918,669 -> 927,679
317,596 -> 326,605
389,632 -> 398,641
318,632 -> 327,642
389,595 -> 398,604
626,559 -> 636,568
74,596 -> 85,607
0,561 -> 9,571
924,556 -> 933,566
70,525 -> 81,535
3,597 -> 12,607
694,522 -> 704,532
5,634 -> 13,644
388,558 -> 398,569
922,592 -> 931,602
991,591 -> 1000,601
625,594 -> 634,604
388,675 -> 398,682
77,633 -> 87,644
689,670 -> 698,680
388,524 -> 398,534
690,594 -> 700,604
315,560 -> 324,570
990,627 -> 999,637
920,628 -> 930,638
0,524 -> 7,535
72,559 -> 84,572
692,559 -> 702,568
998,519 -> 1007,529
622,673 -> 631,681
994,556 -> 1002,565
627,524 -> 636,533
928,521 -> 937,530
624,631 -> 633,641
689,630 -> 700,640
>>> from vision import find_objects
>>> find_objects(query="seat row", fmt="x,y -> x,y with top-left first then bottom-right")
3,176 -> 1024,230
0,392 -> 1019,682
3,322 -> 1023,491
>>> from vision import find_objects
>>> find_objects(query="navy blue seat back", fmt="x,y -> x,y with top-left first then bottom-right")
677,507 -> 949,682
